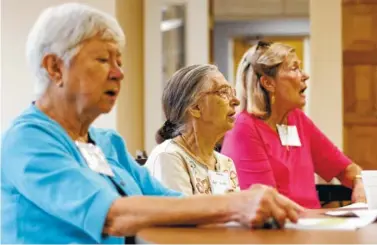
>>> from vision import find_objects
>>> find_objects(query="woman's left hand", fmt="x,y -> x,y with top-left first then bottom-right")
352,181 -> 367,203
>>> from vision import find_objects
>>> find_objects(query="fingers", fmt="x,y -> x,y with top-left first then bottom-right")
274,193 -> 305,223
244,185 -> 306,228
268,196 -> 288,227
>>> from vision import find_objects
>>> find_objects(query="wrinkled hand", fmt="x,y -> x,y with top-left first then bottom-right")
352,181 -> 367,203
230,184 -> 305,229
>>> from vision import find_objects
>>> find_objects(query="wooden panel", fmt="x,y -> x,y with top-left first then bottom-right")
343,0 -> 377,5
343,65 -> 377,118
344,126 -> 377,170
343,51 -> 377,65
343,3 -> 377,51
343,1 -> 377,170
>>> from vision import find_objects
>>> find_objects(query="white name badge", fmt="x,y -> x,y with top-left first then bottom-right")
276,124 -> 302,147
76,141 -> 115,177
208,170 -> 231,194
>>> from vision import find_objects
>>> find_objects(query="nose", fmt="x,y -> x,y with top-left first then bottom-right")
109,66 -> 124,81
301,70 -> 309,81
230,95 -> 240,107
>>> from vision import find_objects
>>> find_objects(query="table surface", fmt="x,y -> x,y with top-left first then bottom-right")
136,208 -> 377,244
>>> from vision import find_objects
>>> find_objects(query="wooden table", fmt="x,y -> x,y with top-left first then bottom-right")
136,209 -> 377,244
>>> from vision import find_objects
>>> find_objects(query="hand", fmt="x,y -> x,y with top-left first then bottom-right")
352,180 -> 367,203
229,184 -> 305,229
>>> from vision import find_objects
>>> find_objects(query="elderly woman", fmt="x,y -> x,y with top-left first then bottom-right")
145,65 -> 240,195
221,41 -> 366,209
0,4 -> 304,244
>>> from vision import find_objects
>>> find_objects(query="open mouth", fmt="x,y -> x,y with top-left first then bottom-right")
228,111 -> 236,118
105,89 -> 118,97
299,87 -> 307,94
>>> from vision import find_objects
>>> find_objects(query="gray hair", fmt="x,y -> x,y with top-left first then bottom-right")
26,3 -> 125,99
156,64 -> 219,144
235,42 -> 295,118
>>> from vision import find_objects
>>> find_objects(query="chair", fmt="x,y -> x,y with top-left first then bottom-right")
316,184 -> 352,207
135,158 -> 147,166
135,150 -> 148,166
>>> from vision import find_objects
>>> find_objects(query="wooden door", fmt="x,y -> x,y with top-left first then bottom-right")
343,0 -> 377,170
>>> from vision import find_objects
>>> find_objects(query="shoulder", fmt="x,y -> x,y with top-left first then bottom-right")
215,151 -> 235,166
2,106 -> 69,149
289,109 -> 316,129
289,109 -> 311,122
147,140 -> 184,165
228,111 -> 263,137
235,111 -> 255,125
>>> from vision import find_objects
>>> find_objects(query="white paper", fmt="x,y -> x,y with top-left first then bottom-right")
276,125 -> 301,147
285,217 -> 375,230
208,170 -> 231,194
339,202 -> 369,209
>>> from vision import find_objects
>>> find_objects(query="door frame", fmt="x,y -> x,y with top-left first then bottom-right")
144,0 -> 209,153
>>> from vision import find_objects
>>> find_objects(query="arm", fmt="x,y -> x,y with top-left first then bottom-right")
1,124 -> 119,243
103,184 -> 305,236
336,163 -> 362,188
221,121 -> 276,189
305,114 -> 366,202
145,152 -> 193,195
336,163 -> 366,203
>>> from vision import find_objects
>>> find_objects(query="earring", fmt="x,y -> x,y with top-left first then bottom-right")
271,94 -> 275,105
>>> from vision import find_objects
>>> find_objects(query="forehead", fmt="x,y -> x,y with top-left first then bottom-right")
284,52 -> 301,67
208,71 -> 229,89
78,38 -> 122,56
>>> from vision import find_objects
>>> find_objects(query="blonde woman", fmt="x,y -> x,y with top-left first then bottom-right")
145,64 -> 240,195
221,41 -> 366,209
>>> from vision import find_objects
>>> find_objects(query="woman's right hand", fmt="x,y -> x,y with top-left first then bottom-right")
229,184 -> 305,228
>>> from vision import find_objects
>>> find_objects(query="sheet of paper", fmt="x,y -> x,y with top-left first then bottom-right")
339,202 -> 369,209
285,217 -> 375,230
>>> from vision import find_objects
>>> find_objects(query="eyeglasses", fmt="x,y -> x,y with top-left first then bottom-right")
256,40 -> 271,50
203,86 -> 236,100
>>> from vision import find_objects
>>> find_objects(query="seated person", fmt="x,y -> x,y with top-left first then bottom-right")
145,65 -> 240,195
0,4 -> 304,244
221,41 -> 366,209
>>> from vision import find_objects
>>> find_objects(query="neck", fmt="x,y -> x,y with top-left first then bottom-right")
265,103 -> 291,129
178,124 -> 222,169
35,92 -> 96,142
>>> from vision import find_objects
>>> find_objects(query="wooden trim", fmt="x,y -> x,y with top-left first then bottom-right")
343,50 -> 377,65
343,0 -> 377,5
344,116 -> 377,126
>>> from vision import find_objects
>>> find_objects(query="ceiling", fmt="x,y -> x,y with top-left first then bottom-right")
213,0 -> 309,21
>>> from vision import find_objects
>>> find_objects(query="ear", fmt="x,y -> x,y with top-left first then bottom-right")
187,104 -> 201,119
41,54 -> 64,87
259,75 -> 276,93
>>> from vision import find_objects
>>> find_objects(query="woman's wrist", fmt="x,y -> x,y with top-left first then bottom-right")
353,174 -> 363,188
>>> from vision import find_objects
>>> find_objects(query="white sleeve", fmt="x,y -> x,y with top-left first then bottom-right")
145,152 -> 194,195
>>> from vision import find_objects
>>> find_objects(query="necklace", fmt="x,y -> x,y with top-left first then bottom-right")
66,129 -> 89,143
175,135 -> 217,170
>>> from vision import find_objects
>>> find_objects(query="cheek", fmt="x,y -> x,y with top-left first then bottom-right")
76,63 -> 109,94
278,75 -> 300,96
202,99 -> 228,119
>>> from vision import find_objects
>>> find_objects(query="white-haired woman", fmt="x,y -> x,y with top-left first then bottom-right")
221,41 -> 366,209
1,4 -> 303,244
145,64 -> 240,195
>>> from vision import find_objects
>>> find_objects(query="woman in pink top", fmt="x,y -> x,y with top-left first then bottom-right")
221,41 -> 366,209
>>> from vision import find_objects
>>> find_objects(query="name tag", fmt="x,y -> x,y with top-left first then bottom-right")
208,170 -> 231,194
276,125 -> 302,147
76,141 -> 115,177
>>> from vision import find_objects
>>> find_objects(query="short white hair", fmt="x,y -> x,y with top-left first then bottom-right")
26,3 -> 125,99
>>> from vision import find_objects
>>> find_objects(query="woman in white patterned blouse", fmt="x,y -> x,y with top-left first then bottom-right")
145,64 -> 240,195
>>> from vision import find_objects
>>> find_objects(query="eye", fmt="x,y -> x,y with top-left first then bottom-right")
97,57 -> 109,63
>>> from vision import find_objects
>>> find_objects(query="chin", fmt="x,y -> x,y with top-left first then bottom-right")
99,105 -> 115,114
